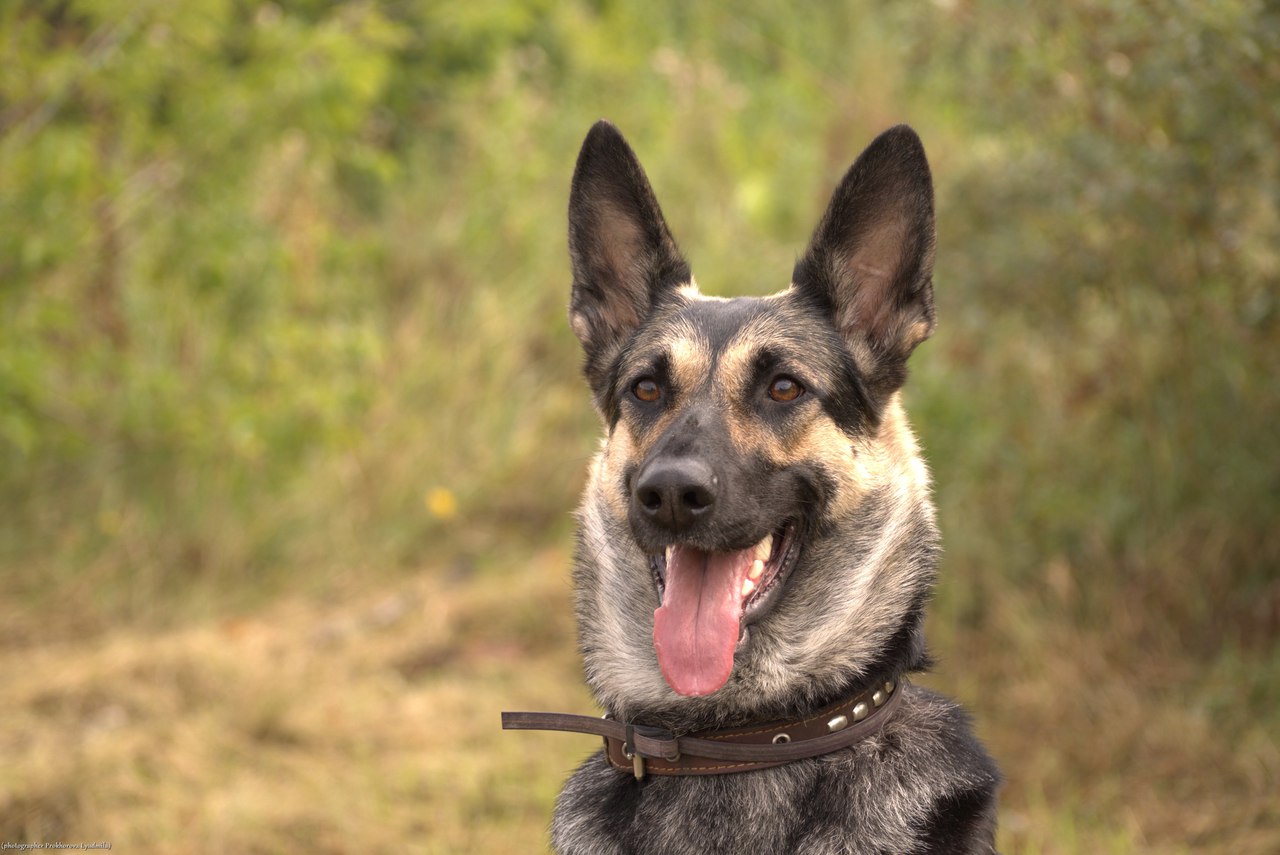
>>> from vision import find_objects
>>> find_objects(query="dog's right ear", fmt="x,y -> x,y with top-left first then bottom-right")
568,121 -> 690,397
792,125 -> 937,410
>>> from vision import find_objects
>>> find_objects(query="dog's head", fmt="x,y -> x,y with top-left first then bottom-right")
568,121 -> 940,724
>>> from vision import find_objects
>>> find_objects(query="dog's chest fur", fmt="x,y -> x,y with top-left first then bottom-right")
551,687 -> 998,855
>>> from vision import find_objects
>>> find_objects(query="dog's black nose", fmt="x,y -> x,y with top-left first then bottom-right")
634,458 -> 717,532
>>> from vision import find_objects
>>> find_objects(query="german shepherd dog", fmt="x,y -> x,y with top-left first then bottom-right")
550,121 -> 999,854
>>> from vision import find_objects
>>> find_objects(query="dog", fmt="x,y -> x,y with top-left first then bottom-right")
545,120 -> 1000,854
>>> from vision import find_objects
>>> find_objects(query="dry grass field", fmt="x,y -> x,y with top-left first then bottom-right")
3,546 -> 1276,853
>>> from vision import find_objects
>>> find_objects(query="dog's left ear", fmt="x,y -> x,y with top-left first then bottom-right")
568,121 -> 690,398
793,125 -> 936,405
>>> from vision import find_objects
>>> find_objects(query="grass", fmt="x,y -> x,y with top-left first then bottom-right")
0,548 -> 589,853
3,543 -> 1276,853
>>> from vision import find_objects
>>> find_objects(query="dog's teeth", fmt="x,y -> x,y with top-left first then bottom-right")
665,546 -> 674,565
755,534 -> 773,562
748,559 -> 765,581
741,578 -> 756,597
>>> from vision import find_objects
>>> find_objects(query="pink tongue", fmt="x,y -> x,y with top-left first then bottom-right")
653,544 -> 755,696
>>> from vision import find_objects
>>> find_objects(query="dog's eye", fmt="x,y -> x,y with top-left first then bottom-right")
768,376 -> 803,403
633,378 -> 662,403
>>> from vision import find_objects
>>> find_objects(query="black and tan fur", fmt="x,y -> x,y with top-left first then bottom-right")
552,120 -> 999,854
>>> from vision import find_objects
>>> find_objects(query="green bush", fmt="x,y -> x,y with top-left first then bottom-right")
1,1 -> 1276,650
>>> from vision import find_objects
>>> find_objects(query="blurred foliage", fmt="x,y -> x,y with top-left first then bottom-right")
902,0 -> 1280,647
2,0 -> 1277,635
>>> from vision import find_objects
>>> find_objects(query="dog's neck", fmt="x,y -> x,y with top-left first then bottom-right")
614,636 -> 929,735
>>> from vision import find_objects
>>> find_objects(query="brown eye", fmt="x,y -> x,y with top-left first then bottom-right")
633,378 -> 662,402
768,376 -> 803,402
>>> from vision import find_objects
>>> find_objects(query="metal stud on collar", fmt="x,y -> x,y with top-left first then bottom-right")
622,724 -> 646,780
631,754 -> 646,779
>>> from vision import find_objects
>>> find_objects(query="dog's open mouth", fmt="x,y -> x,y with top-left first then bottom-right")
648,520 -> 802,697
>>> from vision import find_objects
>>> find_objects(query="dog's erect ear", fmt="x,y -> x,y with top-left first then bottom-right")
569,121 -> 690,393
793,125 -> 936,405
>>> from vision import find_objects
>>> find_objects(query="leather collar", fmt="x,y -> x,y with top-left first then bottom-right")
502,676 -> 903,779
